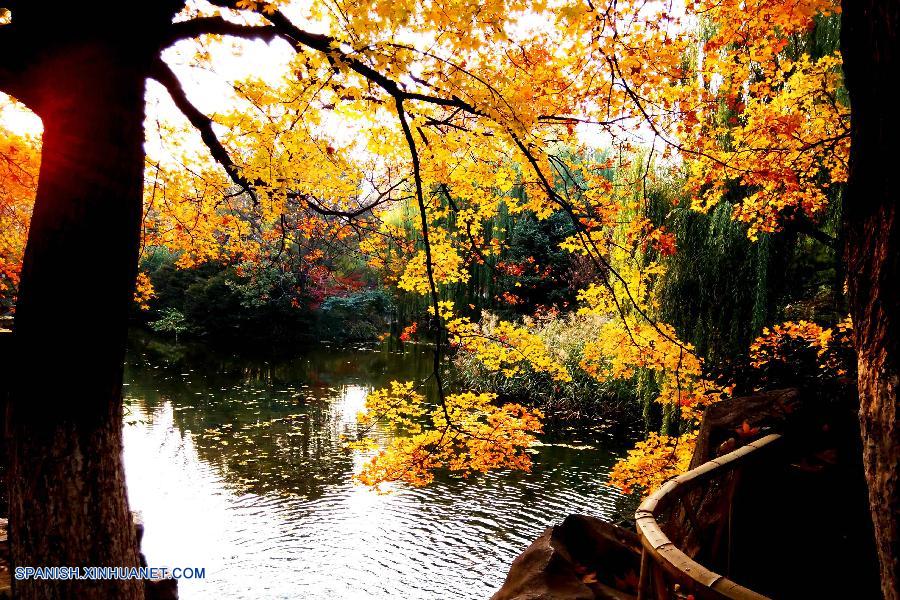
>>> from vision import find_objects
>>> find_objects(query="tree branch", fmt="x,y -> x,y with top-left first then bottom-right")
151,56 -> 397,220
149,56 -> 259,202
195,4 -> 483,114
0,22 -> 35,107
163,17 -> 278,48
790,212 -> 838,249
300,178 -> 406,219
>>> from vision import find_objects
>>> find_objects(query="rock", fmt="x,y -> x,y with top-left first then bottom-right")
491,515 -> 640,600
491,527 -> 592,600
133,512 -> 177,599
146,577 -> 179,600
132,511 -> 145,547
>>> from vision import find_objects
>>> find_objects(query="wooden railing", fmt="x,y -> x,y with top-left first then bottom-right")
634,433 -> 783,600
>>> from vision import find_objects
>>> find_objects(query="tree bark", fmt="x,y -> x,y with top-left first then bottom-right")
1,5 -> 186,598
841,2 -> 900,598
5,40 -> 151,600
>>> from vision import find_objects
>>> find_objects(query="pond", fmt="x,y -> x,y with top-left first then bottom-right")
122,333 -> 637,599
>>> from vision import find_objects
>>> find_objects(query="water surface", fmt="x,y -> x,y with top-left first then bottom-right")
123,335 -> 636,599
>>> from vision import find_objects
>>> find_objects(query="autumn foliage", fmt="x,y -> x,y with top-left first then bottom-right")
353,383 -> 542,487
0,0 -> 849,493
0,117 -> 37,309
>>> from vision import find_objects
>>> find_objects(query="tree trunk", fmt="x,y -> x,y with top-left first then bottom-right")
6,42 -> 149,600
841,2 -> 900,598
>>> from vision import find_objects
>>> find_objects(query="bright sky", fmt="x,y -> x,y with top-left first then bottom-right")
147,35 -> 296,161
1,0 -> 675,166
0,95 -> 41,135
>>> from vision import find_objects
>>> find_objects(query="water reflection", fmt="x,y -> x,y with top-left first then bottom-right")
123,334 -> 637,599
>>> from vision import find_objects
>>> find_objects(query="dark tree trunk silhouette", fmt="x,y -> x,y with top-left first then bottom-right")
1,4 -> 182,598
7,44 -> 148,600
842,2 -> 900,598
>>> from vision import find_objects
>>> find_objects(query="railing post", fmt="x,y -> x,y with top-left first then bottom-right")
726,467 -> 742,577
652,563 -> 669,600
638,547 -> 652,600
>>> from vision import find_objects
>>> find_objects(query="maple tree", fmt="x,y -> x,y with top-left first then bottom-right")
0,0 -> 898,597
352,382 -> 542,487
382,0 -> 848,491
331,1 -> 892,592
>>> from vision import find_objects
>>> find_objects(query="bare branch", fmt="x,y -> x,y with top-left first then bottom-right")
163,17 -> 279,47
151,56 -> 397,221
149,57 -> 259,202
789,212 -> 838,249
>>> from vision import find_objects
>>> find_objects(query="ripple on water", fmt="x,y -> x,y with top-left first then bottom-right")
122,345 -> 635,600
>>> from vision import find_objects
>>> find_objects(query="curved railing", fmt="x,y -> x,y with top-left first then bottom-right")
634,433 -> 783,600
